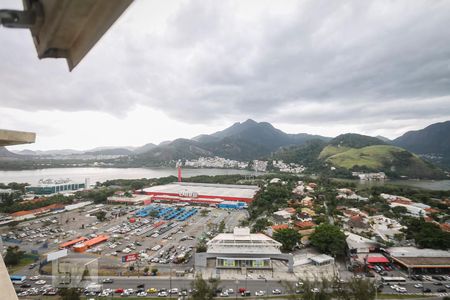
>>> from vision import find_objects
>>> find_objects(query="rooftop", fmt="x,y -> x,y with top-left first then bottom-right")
143,182 -> 259,199
310,254 -> 334,264
386,247 -> 450,258
207,227 -> 282,254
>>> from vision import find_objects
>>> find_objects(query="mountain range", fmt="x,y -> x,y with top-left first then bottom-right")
392,121 -> 450,169
2,119 -> 450,177
134,119 -> 331,163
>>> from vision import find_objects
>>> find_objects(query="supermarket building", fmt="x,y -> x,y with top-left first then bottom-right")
141,182 -> 259,205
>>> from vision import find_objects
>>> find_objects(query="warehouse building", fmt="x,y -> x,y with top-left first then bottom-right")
195,227 -> 293,272
25,178 -> 87,195
385,247 -> 450,274
141,182 -> 259,205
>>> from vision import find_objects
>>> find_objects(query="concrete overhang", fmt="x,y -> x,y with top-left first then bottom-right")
1,1 -> 133,70
0,129 -> 36,146
21,0 -> 133,70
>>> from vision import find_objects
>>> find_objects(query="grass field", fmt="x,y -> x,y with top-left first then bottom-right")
7,253 -> 38,274
322,145 -> 442,179
325,145 -> 403,169
318,145 -> 351,160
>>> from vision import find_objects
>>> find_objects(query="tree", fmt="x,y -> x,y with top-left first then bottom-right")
273,228 -> 302,251
151,268 -> 158,276
3,246 -> 25,266
347,278 -> 376,300
191,275 -> 219,300
251,218 -> 272,233
149,210 -> 159,218
310,223 -> 347,257
94,211 -> 107,222
59,288 -> 81,300
196,242 -> 207,253
218,220 -> 226,233
392,206 -> 407,216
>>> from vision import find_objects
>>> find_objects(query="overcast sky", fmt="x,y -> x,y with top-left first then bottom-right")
2,0 -> 450,151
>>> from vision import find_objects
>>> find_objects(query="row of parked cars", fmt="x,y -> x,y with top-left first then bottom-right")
411,274 -> 450,281
16,284 -> 57,297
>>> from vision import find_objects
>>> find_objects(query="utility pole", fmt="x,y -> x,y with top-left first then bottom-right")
169,261 -> 173,299
265,278 -> 268,298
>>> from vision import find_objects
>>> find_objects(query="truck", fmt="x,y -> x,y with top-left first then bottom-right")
85,283 -> 103,293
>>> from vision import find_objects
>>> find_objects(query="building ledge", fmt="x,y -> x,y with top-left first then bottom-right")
0,129 -> 36,146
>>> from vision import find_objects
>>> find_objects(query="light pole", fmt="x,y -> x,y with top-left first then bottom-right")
169,261 -> 173,299
265,278 -> 268,298
374,277 -> 378,300
235,279 -> 238,300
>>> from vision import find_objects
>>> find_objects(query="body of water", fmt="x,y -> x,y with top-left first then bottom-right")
0,167 -> 257,184
336,178 -> 450,191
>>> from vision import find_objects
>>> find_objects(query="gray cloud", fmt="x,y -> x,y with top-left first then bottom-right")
1,0 -> 450,134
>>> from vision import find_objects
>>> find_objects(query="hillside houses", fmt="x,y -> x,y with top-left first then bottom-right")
336,188 -> 368,201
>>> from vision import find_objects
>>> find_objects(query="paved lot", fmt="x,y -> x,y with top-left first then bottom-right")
2,203 -> 247,276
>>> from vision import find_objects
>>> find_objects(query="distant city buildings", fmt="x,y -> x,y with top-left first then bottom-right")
184,156 -> 249,169
252,160 -> 268,172
183,157 -> 305,174
352,172 -> 387,180
272,160 -> 306,174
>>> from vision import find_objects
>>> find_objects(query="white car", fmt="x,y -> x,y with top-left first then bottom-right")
169,288 -> 179,294
311,288 -> 320,293
35,280 -> 46,285
414,284 -> 423,288
219,291 -> 229,297
158,291 -> 168,297
272,289 -> 282,294
255,290 -> 265,296
29,276 -> 40,281
396,287 -> 407,293
137,291 -> 148,297
390,285 -> 399,290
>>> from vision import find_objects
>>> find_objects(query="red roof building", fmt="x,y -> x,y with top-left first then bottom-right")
295,221 -> 317,229
271,224 -> 289,231
366,256 -> 389,264
59,237 -> 88,249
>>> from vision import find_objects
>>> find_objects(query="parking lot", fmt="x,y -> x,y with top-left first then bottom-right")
1,202 -> 247,278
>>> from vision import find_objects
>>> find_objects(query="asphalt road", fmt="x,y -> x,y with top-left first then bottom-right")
33,275 -> 450,296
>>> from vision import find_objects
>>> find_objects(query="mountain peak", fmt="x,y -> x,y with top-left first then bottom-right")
242,119 -> 258,125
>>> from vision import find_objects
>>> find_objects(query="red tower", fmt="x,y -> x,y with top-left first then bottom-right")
177,166 -> 182,182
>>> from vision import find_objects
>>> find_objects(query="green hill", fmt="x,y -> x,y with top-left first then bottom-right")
318,145 -> 351,160
329,133 -> 386,148
323,145 -> 444,179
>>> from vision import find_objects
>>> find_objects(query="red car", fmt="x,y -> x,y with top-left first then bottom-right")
238,288 -> 247,293
115,288 -> 124,294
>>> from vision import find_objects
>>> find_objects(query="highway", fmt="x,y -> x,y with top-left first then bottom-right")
34,275 -> 450,297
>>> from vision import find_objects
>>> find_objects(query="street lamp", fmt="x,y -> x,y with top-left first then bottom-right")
265,278 -> 268,299
235,279 -> 238,300
169,261 -> 173,299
